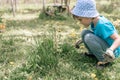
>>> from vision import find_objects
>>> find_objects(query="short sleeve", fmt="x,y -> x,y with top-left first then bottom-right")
99,23 -> 115,39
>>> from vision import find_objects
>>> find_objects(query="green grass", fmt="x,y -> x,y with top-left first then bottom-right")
0,1 -> 120,80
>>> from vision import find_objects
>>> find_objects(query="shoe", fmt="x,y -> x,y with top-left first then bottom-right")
103,53 -> 115,62
103,48 -> 115,62
96,61 -> 110,69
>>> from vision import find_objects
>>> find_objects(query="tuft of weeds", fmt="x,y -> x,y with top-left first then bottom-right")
0,36 -> 16,63
25,37 -> 58,78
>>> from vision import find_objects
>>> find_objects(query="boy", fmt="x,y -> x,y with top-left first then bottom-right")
71,0 -> 120,67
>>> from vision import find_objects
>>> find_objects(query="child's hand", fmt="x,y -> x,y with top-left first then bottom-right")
75,39 -> 83,49
105,48 -> 115,59
103,48 -> 115,62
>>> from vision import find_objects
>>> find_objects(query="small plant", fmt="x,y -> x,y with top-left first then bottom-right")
0,17 -> 2,23
0,37 -> 15,62
26,37 -> 58,77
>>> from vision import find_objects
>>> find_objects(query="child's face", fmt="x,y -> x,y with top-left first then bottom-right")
76,17 -> 92,27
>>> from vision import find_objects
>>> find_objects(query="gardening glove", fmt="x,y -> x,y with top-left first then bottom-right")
75,39 -> 83,49
103,48 -> 115,62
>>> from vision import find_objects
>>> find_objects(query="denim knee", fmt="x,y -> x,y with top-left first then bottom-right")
84,33 -> 94,43
81,29 -> 93,40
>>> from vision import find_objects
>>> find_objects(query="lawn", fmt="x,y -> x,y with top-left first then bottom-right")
0,0 -> 120,80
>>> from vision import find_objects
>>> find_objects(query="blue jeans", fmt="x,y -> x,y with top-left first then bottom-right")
81,29 -> 109,61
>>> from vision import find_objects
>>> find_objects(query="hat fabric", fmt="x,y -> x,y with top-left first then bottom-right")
71,0 -> 99,18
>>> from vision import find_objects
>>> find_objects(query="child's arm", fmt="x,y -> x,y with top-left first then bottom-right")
103,32 -> 120,61
109,32 -> 120,51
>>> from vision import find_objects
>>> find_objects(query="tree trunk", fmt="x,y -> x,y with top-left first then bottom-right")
67,0 -> 70,15
6,0 -> 9,4
53,0 -> 55,5
14,0 -> 17,12
11,0 -> 15,17
61,0 -> 70,15
42,0 -> 46,13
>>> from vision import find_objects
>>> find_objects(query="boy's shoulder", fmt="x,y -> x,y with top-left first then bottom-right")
98,16 -> 114,27
99,16 -> 110,24
96,16 -> 114,29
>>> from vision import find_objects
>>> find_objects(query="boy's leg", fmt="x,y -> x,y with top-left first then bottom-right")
81,29 -> 94,54
81,30 -> 109,61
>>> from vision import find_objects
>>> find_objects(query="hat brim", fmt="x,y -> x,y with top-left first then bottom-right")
71,6 -> 99,18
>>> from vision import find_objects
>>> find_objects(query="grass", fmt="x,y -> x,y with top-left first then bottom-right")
0,1 -> 120,80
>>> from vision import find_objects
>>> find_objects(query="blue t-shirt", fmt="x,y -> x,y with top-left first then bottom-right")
91,16 -> 120,57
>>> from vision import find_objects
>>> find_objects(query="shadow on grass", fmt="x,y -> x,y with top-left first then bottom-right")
59,42 -> 97,67
58,42 -> 112,80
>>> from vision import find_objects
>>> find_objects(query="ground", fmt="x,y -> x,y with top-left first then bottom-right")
0,1 -> 120,80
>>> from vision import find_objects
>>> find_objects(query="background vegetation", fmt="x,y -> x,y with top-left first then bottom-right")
0,0 -> 120,80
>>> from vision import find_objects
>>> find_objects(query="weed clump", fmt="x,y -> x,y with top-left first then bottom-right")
26,38 -> 58,77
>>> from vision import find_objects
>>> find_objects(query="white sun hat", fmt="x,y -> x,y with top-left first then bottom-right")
71,0 -> 99,18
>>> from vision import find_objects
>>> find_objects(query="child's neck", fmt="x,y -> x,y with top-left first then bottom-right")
92,16 -> 99,27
